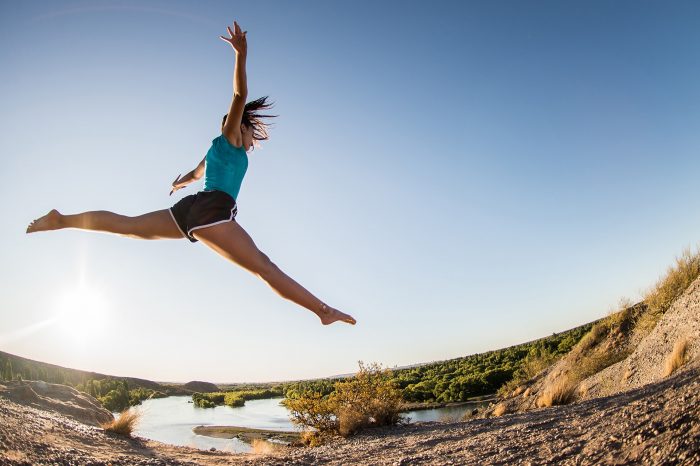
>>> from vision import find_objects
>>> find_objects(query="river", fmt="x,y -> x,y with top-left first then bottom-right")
132,396 -> 487,453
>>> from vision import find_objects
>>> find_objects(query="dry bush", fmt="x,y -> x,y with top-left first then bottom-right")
332,362 -> 403,436
577,383 -> 588,398
338,405 -> 368,437
101,408 -> 140,436
299,430 -> 325,447
537,377 -> 577,408
251,439 -> 281,455
522,387 -> 532,398
492,403 -> 507,417
286,362 -> 404,442
664,338 -> 690,377
638,248 -> 700,335
512,385 -> 526,397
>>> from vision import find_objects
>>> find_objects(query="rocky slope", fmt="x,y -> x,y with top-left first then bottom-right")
493,275 -> 699,415
0,380 -> 112,426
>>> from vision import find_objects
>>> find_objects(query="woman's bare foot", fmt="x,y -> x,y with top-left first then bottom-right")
26,209 -> 63,233
318,304 -> 356,326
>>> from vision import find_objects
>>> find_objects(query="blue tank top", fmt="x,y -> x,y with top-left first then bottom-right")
203,135 -> 248,200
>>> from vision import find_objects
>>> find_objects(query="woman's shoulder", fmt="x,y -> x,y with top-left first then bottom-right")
214,133 -> 246,152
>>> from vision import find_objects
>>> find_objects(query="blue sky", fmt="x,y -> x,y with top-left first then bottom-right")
1,0 -> 699,383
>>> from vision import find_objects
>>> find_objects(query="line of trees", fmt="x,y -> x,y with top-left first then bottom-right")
74,378 -> 167,412
192,387 -> 285,408
282,323 -> 593,404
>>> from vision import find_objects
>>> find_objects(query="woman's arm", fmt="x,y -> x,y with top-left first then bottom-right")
170,157 -> 206,195
219,21 -> 248,147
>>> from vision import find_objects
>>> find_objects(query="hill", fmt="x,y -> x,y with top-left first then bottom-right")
489,249 -> 700,417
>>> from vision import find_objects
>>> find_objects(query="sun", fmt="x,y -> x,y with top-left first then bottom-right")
55,283 -> 110,338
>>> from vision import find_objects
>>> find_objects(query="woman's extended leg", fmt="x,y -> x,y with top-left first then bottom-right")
192,221 -> 356,325
26,209 -> 184,240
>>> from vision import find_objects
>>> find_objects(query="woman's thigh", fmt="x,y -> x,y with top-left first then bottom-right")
125,209 -> 185,239
192,220 -> 266,272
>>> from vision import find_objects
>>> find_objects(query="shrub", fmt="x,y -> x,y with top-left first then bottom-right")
285,391 -> 338,434
537,377 -> 577,407
251,438 -> 280,455
664,338 -> 690,377
192,392 -> 224,408
102,408 -> 140,436
286,362 -> 404,442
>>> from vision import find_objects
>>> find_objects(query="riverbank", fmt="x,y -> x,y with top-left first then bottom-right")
192,425 -> 299,445
400,394 -> 495,412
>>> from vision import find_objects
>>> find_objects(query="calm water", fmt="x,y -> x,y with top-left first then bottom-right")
132,396 -> 486,452
132,396 -> 293,453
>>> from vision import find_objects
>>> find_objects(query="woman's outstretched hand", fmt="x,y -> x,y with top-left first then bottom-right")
170,174 -> 183,196
219,20 -> 247,56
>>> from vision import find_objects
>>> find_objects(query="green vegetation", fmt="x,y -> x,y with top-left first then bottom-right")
286,362 -> 404,444
0,351 -> 171,413
280,324 -> 592,405
0,352 -> 75,385
75,379 -> 167,412
192,387 -> 284,408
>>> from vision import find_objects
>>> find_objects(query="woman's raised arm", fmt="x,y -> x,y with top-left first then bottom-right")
219,20 -> 248,147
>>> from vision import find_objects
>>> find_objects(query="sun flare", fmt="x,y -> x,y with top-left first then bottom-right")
55,283 -> 109,338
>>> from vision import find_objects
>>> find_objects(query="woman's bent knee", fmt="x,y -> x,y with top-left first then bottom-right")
257,254 -> 278,281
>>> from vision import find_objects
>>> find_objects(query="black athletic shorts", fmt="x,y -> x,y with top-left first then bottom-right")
169,190 -> 238,243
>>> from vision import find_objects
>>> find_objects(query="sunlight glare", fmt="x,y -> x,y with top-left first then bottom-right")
55,283 -> 110,338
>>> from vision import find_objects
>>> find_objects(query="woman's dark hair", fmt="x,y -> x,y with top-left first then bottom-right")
221,96 -> 276,141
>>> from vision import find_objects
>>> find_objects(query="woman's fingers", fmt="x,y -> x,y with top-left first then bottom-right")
221,21 -> 244,44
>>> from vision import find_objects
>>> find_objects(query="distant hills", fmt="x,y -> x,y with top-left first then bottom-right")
0,350 -> 188,395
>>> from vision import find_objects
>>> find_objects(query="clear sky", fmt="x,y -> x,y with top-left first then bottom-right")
1,0 -> 699,383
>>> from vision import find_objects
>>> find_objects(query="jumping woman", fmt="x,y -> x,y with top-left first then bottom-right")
26,20 -> 356,327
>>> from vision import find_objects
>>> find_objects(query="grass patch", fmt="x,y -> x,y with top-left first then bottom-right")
664,338 -> 690,377
536,377 -> 577,408
251,439 -> 282,455
101,408 -> 140,436
571,350 -> 630,382
638,248 -> 700,336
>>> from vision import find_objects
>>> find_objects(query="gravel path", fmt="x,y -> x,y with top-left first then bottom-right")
2,364 -> 698,465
